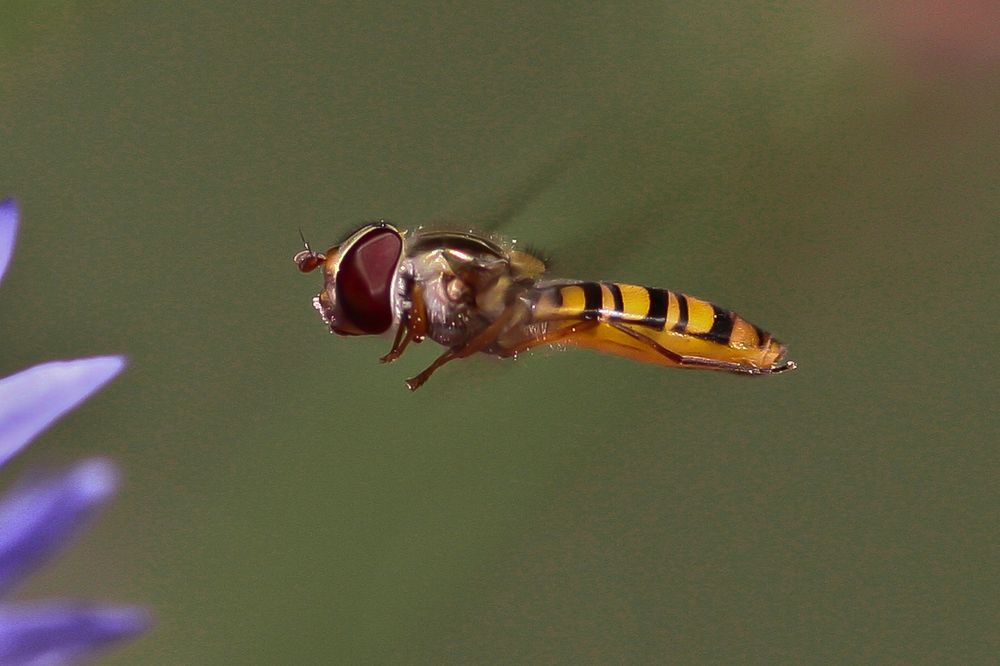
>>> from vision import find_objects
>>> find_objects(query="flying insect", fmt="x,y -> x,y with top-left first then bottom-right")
294,223 -> 795,390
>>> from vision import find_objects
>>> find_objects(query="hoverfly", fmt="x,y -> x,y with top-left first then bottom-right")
294,223 -> 795,390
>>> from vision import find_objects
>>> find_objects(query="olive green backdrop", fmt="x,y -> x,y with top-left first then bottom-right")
2,2 -> 997,664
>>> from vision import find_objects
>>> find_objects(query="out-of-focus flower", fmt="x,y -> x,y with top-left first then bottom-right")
0,198 -> 149,665
860,1 -> 1000,76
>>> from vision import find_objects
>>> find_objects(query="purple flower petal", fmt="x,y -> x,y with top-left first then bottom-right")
0,198 -> 16,284
0,357 -> 126,468
0,459 -> 118,595
0,602 -> 149,666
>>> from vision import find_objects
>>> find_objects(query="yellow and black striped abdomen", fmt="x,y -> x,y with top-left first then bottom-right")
531,281 -> 790,372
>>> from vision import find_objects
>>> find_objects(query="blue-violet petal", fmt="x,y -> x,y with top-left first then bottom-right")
0,459 -> 118,595
0,602 -> 149,666
0,198 -> 16,284
0,357 -> 126,468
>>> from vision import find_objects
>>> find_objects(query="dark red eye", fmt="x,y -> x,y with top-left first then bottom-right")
336,228 -> 402,334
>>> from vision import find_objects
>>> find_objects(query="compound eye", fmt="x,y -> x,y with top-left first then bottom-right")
336,228 -> 402,334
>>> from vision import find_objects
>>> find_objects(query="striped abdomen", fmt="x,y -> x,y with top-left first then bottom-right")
530,281 -> 790,372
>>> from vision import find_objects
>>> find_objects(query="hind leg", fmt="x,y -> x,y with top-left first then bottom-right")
495,320 -> 600,358
606,321 -> 794,374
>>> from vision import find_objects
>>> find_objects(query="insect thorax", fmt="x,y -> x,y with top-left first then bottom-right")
404,245 -> 519,349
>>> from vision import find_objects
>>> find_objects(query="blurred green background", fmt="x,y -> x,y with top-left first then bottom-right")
2,2 -> 997,663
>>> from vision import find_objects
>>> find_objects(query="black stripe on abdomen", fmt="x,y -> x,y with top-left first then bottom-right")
641,288 -> 668,329
581,282 -> 603,320
672,293 -> 688,332
704,304 -> 735,345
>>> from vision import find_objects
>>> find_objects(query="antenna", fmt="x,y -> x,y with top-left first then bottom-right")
293,228 -> 325,273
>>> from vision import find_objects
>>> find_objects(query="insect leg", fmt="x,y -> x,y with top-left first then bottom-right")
404,301 -> 526,391
496,319 -> 600,357
380,284 -> 429,364
379,317 -> 412,364
606,320 -> 792,375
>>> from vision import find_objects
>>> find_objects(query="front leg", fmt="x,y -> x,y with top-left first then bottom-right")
379,317 -> 411,364
380,283 -> 429,364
